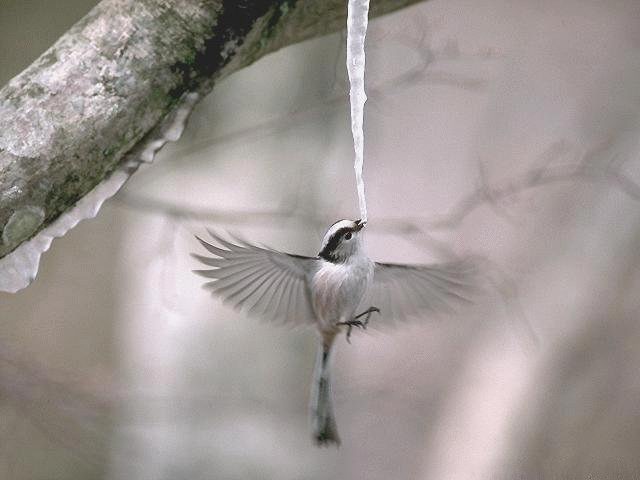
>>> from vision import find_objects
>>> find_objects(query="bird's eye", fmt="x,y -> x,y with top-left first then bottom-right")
344,232 -> 352,240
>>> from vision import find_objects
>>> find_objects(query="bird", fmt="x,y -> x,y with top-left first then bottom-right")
192,219 -> 479,446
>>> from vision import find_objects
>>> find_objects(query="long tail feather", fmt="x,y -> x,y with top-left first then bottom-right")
310,342 -> 341,446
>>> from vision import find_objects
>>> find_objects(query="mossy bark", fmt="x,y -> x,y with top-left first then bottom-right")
0,0 -> 423,258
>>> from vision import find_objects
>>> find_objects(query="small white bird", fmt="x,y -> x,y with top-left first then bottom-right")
193,219 -> 478,446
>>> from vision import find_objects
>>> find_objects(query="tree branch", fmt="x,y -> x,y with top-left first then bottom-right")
0,0 -> 424,262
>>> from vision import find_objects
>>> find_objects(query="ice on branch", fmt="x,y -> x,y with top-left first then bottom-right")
0,93 -> 199,293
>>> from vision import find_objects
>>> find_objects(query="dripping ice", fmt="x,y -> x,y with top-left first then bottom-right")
0,92 -> 200,293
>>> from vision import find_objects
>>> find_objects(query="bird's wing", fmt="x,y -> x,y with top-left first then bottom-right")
192,230 -> 317,325
363,256 -> 480,325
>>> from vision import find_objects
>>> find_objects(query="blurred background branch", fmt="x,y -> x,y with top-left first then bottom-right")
115,139 -> 640,251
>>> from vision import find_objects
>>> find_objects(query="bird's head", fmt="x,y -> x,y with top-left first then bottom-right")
318,219 -> 366,263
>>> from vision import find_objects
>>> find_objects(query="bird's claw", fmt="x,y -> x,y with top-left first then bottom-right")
354,306 -> 380,327
337,306 -> 380,343
336,319 -> 366,344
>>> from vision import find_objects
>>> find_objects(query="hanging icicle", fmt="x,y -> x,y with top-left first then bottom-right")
346,0 -> 370,223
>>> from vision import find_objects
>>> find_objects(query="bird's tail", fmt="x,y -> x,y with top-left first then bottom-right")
310,342 -> 341,446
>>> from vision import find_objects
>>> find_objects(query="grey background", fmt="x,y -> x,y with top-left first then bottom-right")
2,0 -> 640,479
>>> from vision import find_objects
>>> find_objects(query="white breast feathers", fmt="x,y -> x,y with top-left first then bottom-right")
310,259 -> 373,332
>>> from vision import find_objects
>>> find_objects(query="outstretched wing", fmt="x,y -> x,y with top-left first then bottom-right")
192,230 -> 317,325
363,257 -> 480,325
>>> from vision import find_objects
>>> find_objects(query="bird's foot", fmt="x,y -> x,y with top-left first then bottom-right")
337,306 -> 380,343
336,319 -> 365,343
354,306 -> 380,327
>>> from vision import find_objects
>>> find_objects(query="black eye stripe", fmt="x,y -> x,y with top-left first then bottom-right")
318,227 -> 353,260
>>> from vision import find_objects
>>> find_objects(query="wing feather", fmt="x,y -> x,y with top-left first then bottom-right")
248,269 -> 285,317
232,266 -> 279,310
272,271 -> 296,326
280,274 -> 296,326
261,268 -> 290,320
193,232 -> 317,325
364,256 -> 480,324
206,263 -> 270,292
225,265 -> 275,308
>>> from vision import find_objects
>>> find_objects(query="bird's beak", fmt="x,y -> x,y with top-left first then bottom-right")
355,219 -> 366,231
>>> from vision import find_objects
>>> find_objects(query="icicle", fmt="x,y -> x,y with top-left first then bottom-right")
346,0 -> 370,223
